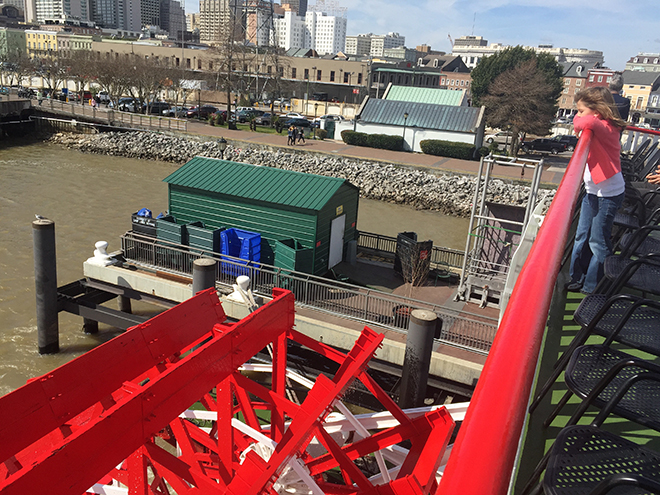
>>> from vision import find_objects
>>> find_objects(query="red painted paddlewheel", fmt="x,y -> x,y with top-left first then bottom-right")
0,288 -> 454,495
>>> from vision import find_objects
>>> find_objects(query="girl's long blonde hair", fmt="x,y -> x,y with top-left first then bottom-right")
574,87 -> 627,129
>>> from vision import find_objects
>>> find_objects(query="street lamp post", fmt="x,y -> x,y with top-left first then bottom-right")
402,112 -> 409,151
314,103 -> 318,139
306,66 -> 316,116
218,137 -> 227,160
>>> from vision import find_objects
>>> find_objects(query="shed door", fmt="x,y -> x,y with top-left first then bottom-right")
328,214 -> 346,269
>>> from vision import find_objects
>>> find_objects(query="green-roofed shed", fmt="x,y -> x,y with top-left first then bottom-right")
163,157 -> 359,276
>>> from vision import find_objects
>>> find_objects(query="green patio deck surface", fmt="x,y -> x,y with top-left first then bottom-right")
512,283 -> 660,494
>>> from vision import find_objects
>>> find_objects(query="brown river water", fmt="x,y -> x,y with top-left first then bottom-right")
0,141 -> 469,395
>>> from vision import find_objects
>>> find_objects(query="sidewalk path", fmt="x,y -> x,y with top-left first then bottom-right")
185,120 -> 567,187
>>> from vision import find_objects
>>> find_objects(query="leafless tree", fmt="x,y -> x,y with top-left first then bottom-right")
481,59 -> 558,155
34,56 -> 67,94
65,50 -> 96,94
91,53 -> 133,107
125,55 -> 172,111
0,51 -> 31,87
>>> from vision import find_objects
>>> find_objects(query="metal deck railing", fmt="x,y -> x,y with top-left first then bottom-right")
34,98 -> 188,132
356,231 -> 465,269
120,231 -> 498,355
437,129 -> 592,494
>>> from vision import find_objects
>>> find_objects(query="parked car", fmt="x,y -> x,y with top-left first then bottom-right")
284,117 -> 311,128
144,101 -> 170,115
237,109 -> 264,123
282,112 -> 304,119
485,130 -> 517,145
214,109 -> 235,120
76,90 -> 93,103
312,114 -> 345,127
97,91 -> 111,103
164,106 -> 188,118
117,97 -> 141,112
520,138 -> 568,154
255,112 -> 273,125
186,105 -> 218,119
315,114 -> 345,123
551,135 -> 579,152
273,99 -> 291,109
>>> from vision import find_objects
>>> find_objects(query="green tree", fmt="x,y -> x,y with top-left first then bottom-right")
471,46 -> 562,106
470,46 -> 563,154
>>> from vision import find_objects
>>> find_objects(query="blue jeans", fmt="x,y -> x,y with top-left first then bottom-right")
569,192 -> 625,293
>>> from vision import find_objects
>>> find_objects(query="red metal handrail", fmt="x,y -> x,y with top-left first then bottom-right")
437,129 -> 593,495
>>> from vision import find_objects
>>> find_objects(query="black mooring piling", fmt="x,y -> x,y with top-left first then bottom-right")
399,309 -> 438,409
32,218 -> 59,354
192,258 -> 217,295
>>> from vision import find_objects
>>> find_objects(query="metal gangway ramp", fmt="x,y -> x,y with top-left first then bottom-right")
456,153 -> 544,308
0,288 -> 456,495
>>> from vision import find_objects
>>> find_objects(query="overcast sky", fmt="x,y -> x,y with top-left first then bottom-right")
184,0 -> 659,71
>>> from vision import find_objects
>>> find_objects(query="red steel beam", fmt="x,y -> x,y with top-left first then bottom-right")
438,131 -> 593,495
0,288 -> 226,465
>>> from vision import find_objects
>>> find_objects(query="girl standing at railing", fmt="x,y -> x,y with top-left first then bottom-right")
566,87 -> 627,294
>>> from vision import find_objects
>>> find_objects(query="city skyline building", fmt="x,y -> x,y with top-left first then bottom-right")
25,0 -> 90,23
185,11 -> 199,30
273,9 -> 345,55
245,0 -> 271,46
199,0 -> 232,43
160,0 -> 185,39
451,35 -> 604,69
281,0 -> 305,16
344,32 -> 405,58
140,0 -> 159,27
369,32 -> 404,58
344,33 -> 369,56
90,0 -> 141,32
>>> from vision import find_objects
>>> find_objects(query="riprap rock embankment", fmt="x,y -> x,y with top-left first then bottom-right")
49,131 -> 555,217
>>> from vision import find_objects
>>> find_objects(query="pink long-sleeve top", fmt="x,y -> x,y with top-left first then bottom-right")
572,114 -> 622,184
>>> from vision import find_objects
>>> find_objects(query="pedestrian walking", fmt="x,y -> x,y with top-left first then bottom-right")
296,127 -> 306,145
287,125 -> 295,145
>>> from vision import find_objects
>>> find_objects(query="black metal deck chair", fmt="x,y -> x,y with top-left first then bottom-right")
522,346 -> 660,495
528,294 -> 660,413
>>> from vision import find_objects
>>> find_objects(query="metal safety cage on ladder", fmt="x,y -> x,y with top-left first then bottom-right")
455,153 -> 545,308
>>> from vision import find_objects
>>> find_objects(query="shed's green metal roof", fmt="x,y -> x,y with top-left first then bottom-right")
385,86 -> 464,106
163,157 -> 355,211
361,98 -> 482,133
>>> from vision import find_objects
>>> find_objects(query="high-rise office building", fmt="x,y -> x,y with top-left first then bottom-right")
281,0 -> 305,17
245,0 -> 271,46
141,0 -> 159,26
199,0 -> 243,44
345,33 -> 370,56
25,0 -> 90,22
273,9 -> 345,55
160,0 -> 185,39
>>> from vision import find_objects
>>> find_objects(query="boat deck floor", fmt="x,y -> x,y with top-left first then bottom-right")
307,256 -> 499,368
513,286 -> 660,493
